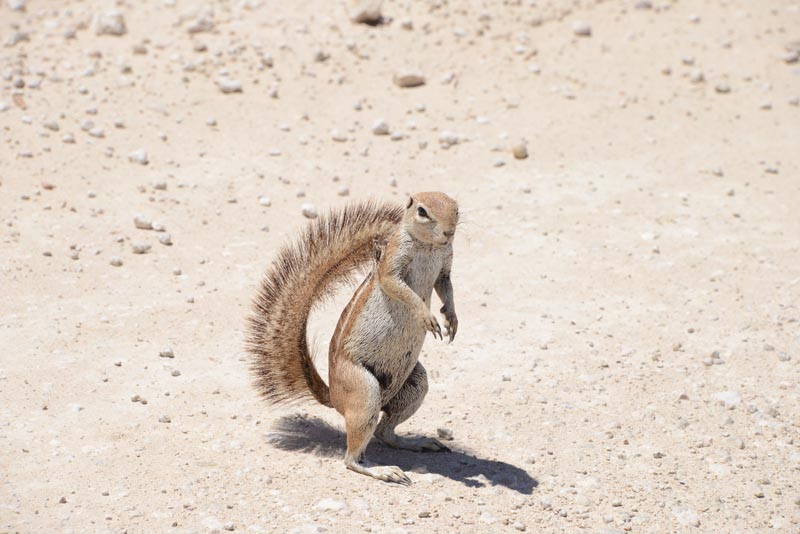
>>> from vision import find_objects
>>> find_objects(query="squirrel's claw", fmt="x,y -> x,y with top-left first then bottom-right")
423,312 -> 442,340
440,307 -> 458,343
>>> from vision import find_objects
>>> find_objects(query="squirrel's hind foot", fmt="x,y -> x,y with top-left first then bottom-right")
345,456 -> 411,485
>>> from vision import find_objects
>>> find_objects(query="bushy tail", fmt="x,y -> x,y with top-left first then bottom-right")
246,200 -> 403,406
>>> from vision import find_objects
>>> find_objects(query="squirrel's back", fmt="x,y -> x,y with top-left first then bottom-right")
245,200 -> 403,406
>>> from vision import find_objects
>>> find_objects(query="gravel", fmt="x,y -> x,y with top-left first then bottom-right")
134,215 -> 153,230
131,243 -> 151,254
573,21 -> 592,37
372,119 -> 390,135
301,203 -> 318,219
393,70 -> 426,88
95,10 -> 127,36
128,149 -> 148,165
217,78 -> 243,94
351,0 -> 382,24
512,142 -> 528,159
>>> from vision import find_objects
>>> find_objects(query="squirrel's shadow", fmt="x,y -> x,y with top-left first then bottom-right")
266,413 -> 538,495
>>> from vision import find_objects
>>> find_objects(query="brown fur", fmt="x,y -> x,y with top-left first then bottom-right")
245,200 -> 402,406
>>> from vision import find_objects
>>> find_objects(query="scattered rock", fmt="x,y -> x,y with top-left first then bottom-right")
512,142 -> 528,159
131,243 -> 151,254
372,119 -> 390,135
158,415 -> 171,423
128,149 -> 149,165
134,215 -> 153,230
301,203 -> 318,219
437,427 -> 454,440
715,82 -> 731,94
393,70 -> 426,88
351,0 -> 382,24
438,131 -> 460,147
217,78 -> 243,94
158,234 -> 172,246
95,10 -> 127,36
159,348 -> 174,358
572,21 -> 592,37
110,257 -> 123,267
331,129 -> 348,142
7,0 -> 26,12
187,13 -> 215,34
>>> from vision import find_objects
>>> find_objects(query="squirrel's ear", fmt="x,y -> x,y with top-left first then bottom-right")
406,196 -> 414,209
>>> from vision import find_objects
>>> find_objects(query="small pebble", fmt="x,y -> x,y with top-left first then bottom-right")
331,129 -> 348,142
95,10 -> 127,36
512,142 -> 528,159
128,149 -> 149,165
160,348 -> 175,358
351,0 -> 382,24
572,21 -> 592,37
393,70 -> 426,88
372,119 -> 390,135
217,78 -> 243,94
109,257 -> 123,267
158,234 -> 172,246
437,427 -> 454,441
158,415 -> 171,423
131,243 -> 151,254
134,215 -> 153,230
301,203 -> 318,219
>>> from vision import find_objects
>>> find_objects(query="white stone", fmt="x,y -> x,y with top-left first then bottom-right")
131,243 -> 151,254
187,13 -> 215,34
134,215 -> 153,230
372,119 -> 390,135
128,149 -> 148,165
301,203 -> 318,219
438,131 -> 460,147
572,21 -> 592,37
95,10 -> 127,36
217,78 -> 242,94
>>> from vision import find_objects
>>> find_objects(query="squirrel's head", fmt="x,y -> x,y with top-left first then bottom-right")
404,192 -> 459,247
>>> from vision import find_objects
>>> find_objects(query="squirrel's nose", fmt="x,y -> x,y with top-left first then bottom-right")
443,230 -> 455,237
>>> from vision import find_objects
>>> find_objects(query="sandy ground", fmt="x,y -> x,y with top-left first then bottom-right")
2,0 -> 799,532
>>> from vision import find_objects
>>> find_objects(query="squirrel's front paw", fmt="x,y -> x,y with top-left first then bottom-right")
440,306 -> 458,343
418,310 -> 443,340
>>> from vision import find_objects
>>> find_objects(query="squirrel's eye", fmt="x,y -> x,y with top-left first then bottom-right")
417,206 -> 428,218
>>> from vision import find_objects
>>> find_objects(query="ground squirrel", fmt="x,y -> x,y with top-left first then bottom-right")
247,192 -> 459,485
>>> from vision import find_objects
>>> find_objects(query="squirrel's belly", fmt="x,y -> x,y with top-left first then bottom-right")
346,289 -> 427,398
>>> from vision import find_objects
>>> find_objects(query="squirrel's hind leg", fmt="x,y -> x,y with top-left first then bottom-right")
375,363 -> 450,453
336,363 -> 412,485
